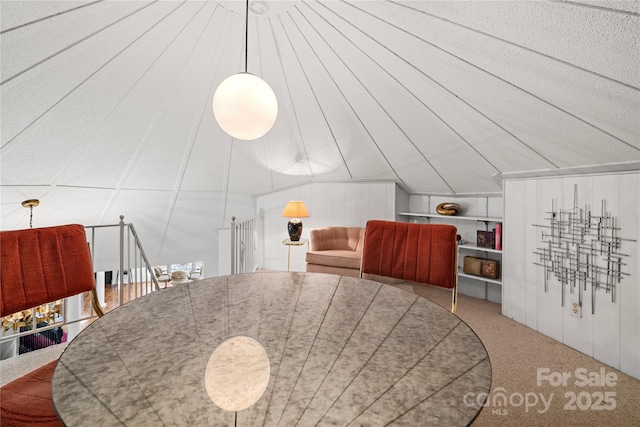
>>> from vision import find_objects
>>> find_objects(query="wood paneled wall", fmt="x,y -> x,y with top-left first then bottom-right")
503,172 -> 640,380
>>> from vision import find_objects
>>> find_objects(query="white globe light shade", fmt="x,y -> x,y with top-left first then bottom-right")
212,72 -> 278,141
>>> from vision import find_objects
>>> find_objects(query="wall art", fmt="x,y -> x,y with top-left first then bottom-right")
532,185 -> 635,315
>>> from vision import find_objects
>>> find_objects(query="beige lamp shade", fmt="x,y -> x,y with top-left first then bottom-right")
281,201 -> 310,218
212,72 -> 278,141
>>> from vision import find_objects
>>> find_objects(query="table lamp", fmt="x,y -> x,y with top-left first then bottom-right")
281,201 -> 309,242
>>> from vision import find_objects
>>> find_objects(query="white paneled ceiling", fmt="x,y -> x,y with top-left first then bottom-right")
1,0 -> 639,262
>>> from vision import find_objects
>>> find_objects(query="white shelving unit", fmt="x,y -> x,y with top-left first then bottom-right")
458,271 -> 502,285
398,212 -> 503,287
398,212 -> 502,223
458,243 -> 501,254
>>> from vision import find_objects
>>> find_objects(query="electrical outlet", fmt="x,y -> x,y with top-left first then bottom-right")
570,301 -> 582,318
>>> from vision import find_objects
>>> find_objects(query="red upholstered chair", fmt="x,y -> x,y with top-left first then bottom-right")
0,224 -> 103,427
360,220 -> 459,313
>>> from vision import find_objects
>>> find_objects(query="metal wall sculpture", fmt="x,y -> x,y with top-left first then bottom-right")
532,185 -> 634,315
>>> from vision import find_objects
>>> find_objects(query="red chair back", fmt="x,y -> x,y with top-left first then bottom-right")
0,224 -> 94,317
361,220 -> 458,312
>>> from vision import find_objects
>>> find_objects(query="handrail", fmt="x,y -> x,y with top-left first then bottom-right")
116,215 -> 160,304
231,209 -> 263,274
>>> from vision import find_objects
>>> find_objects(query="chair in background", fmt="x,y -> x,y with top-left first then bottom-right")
360,220 -> 459,313
170,270 -> 190,285
0,224 -> 104,426
305,227 -> 365,277
153,267 -> 171,288
189,269 -> 202,281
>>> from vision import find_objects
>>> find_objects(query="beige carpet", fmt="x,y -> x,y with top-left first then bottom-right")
387,280 -> 640,427
0,342 -> 67,386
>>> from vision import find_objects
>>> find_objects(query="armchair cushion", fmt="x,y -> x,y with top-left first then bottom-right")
0,360 -> 62,426
305,249 -> 361,270
309,227 -> 364,252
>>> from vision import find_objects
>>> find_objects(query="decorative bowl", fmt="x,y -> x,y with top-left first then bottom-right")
436,203 -> 462,216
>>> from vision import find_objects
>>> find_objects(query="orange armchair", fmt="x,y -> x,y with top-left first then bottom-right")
305,227 -> 365,277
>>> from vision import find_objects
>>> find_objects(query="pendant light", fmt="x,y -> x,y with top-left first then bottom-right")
21,199 -> 39,228
212,0 -> 278,141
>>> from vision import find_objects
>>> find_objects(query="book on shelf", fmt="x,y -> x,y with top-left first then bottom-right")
477,230 -> 494,248
495,223 -> 502,250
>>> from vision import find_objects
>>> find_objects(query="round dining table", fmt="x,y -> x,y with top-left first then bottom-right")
52,272 -> 491,426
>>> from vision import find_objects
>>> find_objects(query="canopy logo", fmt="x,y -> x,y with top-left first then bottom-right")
463,388 -> 553,415
463,367 -> 618,416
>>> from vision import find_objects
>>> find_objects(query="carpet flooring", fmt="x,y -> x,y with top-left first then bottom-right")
386,280 -> 640,427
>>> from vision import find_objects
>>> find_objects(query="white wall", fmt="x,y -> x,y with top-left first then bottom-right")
256,182 -> 398,272
218,228 -> 231,276
503,172 -> 640,379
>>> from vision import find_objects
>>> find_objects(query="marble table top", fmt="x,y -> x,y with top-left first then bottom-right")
52,272 -> 491,426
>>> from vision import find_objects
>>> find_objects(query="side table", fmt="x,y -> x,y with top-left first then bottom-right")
282,238 -> 308,271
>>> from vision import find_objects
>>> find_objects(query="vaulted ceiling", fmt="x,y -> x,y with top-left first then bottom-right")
1,1 -> 638,263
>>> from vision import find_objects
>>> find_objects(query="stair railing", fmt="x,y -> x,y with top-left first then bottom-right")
1,216 -> 160,358
231,209 -> 263,274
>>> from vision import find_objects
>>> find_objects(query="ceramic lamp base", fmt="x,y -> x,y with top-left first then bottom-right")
287,219 -> 303,241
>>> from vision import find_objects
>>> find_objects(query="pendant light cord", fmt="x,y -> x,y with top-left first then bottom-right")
244,0 -> 248,73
